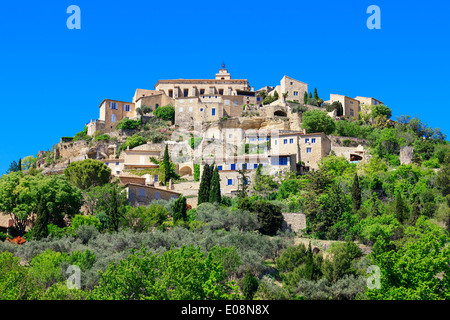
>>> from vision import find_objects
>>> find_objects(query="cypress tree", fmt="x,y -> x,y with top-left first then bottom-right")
242,271 -> 259,300
18,158 -> 22,171
107,183 -> 121,232
314,88 -> 319,100
394,191 -> 407,223
303,91 -> 308,104
172,196 -> 187,222
33,196 -> 49,240
209,166 -> 221,204
309,92 -> 312,99
198,164 -> 211,205
163,144 -> 171,185
409,196 -> 421,225
273,90 -> 279,100
351,173 -> 362,213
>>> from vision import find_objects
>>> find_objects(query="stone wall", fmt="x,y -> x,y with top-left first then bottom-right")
281,213 -> 306,233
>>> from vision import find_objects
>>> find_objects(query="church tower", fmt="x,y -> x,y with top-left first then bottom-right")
215,62 -> 231,80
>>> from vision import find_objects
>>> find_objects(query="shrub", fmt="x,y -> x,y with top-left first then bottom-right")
193,164 -> 200,181
115,118 -> 141,130
122,134 -> 147,150
69,215 -> 101,233
153,105 -> 175,123
64,159 -> 111,190
94,134 -> 111,142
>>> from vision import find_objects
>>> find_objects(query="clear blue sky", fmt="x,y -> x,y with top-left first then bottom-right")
1,0 -> 449,174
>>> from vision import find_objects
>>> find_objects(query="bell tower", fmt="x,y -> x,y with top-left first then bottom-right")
215,62 -> 231,80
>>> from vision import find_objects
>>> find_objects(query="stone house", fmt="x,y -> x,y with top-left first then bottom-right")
125,183 -> 181,207
326,94 -> 360,120
88,99 -> 136,135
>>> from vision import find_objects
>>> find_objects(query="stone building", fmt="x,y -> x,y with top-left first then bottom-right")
154,64 -> 250,99
88,99 -> 136,135
354,96 -> 384,107
299,132 -> 332,171
268,76 -> 309,104
133,89 -> 175,111
326,94 -> 360,120
125,183 -> 181,207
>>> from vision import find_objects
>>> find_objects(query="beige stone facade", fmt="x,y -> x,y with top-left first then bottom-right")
98,99 -> 136,133
299,132 -> 332,171
125,183 -> 181,207
327,94 -> 360,120
354,96 -> 384,106
133,90 -> 175,112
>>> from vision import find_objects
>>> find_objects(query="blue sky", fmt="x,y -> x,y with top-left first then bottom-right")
0,0 -> 449,174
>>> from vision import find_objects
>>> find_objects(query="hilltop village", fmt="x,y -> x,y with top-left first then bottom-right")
31,64 -> 385,210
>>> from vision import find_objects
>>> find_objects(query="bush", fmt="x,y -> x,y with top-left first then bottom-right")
94,134 -> 111,142
153,105 -> 175,123
122,134 -> 147,150
301,110 -> 336,135
193,164 -> 200,181
64,159 -> 111,190
69,215 -> 101,233
115,118 -> 141,130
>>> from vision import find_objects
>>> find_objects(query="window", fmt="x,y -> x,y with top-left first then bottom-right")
290,82 -> 293,85
242,163 -> 247,170
200,89 -> 205,95
184,89 -> 188,97
111,114 -> 116,123
284,139 -> 288,144
311,138 -> 316,143
139,188 -> 146,197
189,107 -> 193,112
275,140 -> 278,145
110,102 -> 118,109
123,104 -> 131,112
233,101 -> 237,106
350,108 -> 354,116
219,89 -> 224,95
225,100 -> 229,105
218,165 -> 222,171
171,195 -> 176,200
227,179 -> 233,186
212,108 -> 216,116
278,157 -> 288,166
154,175 -> 158,182
254,164 -> 258,169
289,138 -> 294,144
293,91 -> 298,96
305,138 -> 310,143
155,104 -> 159,109
116,162 -> 119,166
155,191 -> 161,200
200,108 -> 204,112
179,107 -> 183,112
307,147 -> 312,153
230,164 -> 236,170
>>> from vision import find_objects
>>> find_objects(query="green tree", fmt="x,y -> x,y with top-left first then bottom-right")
153,104 -> 175,123
242,271 -> 259,300
273,90 -> 279,100
0,172 -> 82,235
162,144 -> 174,185
64,159 -> 111,190
198,164 -> 212,205
301,110 -> 336,134
6,160 -> 18,174
91,245 -> 242,300
314,88 -> 319,100
22,155 -> 37,171
209,166 -> 221,204
303,91 -> 308,104
193,163 -> 200,181
252,200 -> 283,236
394,191 -> 408,223
172,196 -> 187,223
18,158 -> 22,171
33,196 -> 49,240
106,182 -> 125,232
351,173 -> 362,213
237,167 -> 250,199
366,217 -> 449,300
322,242 -> 363,283
436,153 -> 450,196
309,92 -> 312,99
